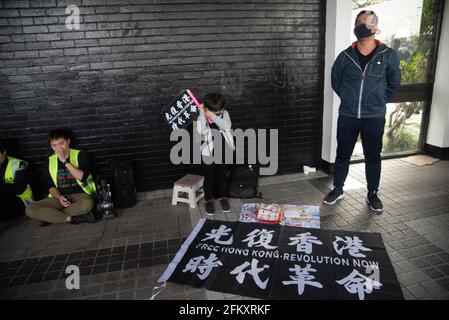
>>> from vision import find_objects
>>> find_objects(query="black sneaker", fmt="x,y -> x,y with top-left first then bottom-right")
367,191 -> 384,214
205,201 -> 215,216
38,221 -> 51,227
71,212 -> 97,224
323,187 -> 345,205
220,199 -> 231,213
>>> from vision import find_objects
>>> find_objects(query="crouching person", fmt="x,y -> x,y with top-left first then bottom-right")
0,138 -> 34,221
26,129 -> 97,227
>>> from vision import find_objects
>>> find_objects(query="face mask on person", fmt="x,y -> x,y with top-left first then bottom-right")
354,24 -> 375,39
354,11 -> 378,40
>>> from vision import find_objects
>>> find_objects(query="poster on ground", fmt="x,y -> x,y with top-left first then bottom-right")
158,219 -> 404,300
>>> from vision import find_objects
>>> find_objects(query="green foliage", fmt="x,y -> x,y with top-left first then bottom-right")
384,129 -> 418,153
384,101 -> 423,153
400,51 -> 427,84
384,0 -> 436,153
399,0 -> 435,84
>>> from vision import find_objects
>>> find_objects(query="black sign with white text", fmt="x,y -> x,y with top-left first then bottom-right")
158,219 -> 404,300
161,89 -> 199,131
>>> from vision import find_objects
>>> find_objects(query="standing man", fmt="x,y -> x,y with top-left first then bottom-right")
0,138 -> 34,221
26,129 -> 97,226
323,11 -> 401,213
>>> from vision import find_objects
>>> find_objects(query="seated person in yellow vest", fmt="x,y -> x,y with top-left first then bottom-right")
26,129 -> 97,226
0,138 -> 34,221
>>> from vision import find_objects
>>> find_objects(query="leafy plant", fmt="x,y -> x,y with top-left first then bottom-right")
384,129 -> 418,153
384,102 -> 423,153
385,0 -> 435,153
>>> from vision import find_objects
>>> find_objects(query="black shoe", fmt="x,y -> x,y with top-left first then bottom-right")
220,199 -> 231,213
367,191 -> 384,214
323,187 -> 345,205
71,212 -> 97,224
92,209 -> 103,220
205,201 -> 215,216
38,221 -> 51,227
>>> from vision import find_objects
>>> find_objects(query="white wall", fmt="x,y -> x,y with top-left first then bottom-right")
427,1 -> 449,148
321,0 -> 353,164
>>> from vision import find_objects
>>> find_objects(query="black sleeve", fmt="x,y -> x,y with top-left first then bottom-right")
331,52 -> 345,97
386,49 -> 402,101
44,158 -> 56,191
76,151 -> 91,182
0,165 -> 7,190
0,163 -> 6,188
6,162 -> 29,195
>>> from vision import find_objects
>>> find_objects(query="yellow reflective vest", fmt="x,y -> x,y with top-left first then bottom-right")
3,156 -> 34,206
48,149 -> 96,197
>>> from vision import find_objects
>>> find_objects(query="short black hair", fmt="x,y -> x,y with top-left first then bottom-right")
0,138 -> 6,153
356,10 -> 379,25
203,93 -> 225,113
49,128 -> 71,141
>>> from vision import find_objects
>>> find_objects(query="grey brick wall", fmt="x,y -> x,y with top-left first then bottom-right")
0,0 -> 325,195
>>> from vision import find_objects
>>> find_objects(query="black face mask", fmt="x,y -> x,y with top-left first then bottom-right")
354,24 -> 374,39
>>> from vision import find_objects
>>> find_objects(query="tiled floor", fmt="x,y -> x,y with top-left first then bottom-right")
0,158 -> 448,300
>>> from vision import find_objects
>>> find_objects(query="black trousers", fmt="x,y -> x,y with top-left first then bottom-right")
0,185 -> 25,221
203,163 -> 227,201
334,115 -> 386,193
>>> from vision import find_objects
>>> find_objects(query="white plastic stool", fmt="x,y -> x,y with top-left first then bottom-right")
171,175 -> 205,209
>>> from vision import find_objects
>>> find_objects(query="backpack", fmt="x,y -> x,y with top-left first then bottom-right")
227,165 -> 262,199
110,159 -> 137,209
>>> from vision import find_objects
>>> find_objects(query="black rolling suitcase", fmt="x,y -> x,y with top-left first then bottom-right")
110,159 -> 137,209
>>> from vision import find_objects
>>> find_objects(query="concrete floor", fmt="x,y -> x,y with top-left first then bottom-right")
1,158 -> 448,300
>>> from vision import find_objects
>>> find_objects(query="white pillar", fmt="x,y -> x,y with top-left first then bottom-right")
321,0 -> 353,167
427,2 -> 449,151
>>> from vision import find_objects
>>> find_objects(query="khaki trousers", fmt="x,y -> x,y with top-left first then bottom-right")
26,193 -> 94,224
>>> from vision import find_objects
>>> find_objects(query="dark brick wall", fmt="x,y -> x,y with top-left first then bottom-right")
0,0 -> 325,196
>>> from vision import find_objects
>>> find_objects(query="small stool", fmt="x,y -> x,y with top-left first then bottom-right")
171,175 -> 205,209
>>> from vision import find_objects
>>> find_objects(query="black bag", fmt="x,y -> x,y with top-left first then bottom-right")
110,159 -> 137,209
227,165 -> 262,199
